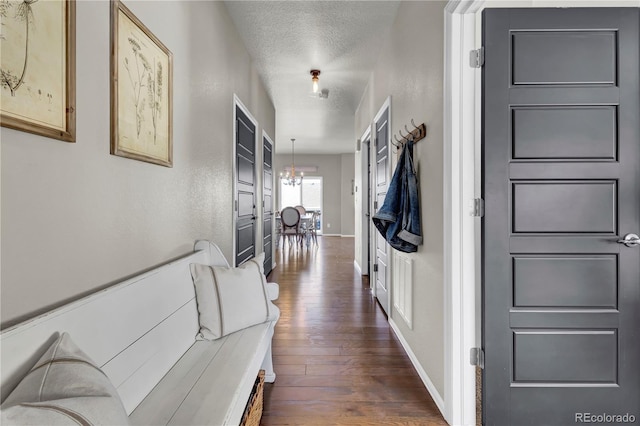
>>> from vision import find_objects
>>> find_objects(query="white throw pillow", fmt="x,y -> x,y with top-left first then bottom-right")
190,253 -> 272,340
0,332 -> 129,425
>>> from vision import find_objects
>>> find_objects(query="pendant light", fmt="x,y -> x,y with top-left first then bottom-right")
280,138 -> 303,186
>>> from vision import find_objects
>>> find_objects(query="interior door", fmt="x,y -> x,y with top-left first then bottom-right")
263,135 -> 273,275
235,106 -> 256,266
373,106 -> 390,315
482,8 -> 640,425
365,137 -> 371,277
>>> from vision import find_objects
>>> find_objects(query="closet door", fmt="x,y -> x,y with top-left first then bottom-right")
482,8 -> 640,425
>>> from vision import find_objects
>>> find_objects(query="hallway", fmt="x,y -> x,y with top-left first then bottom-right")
263,237 -> 446,425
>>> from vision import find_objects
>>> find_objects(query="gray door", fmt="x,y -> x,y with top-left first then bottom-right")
263,136 -> 273,275
365,137 -> 371,276
374,108 -> 390,315
482,8 -> 640,425
235,106 -> 256,266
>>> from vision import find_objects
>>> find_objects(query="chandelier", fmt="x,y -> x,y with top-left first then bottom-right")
280,138 -> 303,186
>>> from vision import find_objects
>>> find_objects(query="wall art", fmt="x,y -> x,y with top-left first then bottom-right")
111,0 -> 172,167
0,0 -> 76,142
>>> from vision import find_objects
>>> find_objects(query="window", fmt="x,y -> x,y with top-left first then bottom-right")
279,177 -> 323,233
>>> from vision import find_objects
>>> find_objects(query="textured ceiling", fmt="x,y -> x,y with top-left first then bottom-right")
224,1 -> 400,154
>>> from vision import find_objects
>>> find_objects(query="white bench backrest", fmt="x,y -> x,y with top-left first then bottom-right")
1,241 -> 229,415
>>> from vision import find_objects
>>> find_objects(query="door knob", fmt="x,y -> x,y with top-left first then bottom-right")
617,233 -> 640,247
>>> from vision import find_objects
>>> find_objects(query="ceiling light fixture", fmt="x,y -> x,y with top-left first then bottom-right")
310,69 -> 321,93
280,138 -> 303,186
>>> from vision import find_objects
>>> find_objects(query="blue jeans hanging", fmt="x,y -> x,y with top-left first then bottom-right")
372,140 -> 422,253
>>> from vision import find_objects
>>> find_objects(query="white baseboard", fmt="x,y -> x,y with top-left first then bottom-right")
389,318 -> 446,419
354,260 -> 362,275
322,234 -> 341,237
340,234 -> 355,238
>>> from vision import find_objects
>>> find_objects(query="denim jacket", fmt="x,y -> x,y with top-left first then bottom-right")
372,140 -> 422,253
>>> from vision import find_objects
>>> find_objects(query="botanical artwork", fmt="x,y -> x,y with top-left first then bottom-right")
0,0 -> 75,141
111,0 -> 172,167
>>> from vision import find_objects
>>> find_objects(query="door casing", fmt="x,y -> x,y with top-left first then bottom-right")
358,125 -> 372,277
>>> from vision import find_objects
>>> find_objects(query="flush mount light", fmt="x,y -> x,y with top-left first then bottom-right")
310,69 -> 321,93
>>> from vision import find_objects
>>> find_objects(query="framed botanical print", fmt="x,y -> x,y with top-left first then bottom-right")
111,0 -> 172,167
0,0 -> 76,142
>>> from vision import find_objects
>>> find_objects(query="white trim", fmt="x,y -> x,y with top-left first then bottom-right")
359,126 -> 372,276
233,94 -> 260,266
372,96 -> 392,314
389,318 -> 445,416
443,1 -> 484,425
373,96 -> 391,124
353,260 -> 362,275
340,234 -> 355,238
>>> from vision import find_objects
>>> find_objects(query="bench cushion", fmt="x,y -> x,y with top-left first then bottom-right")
1,333 -> 129,426
190,257 -> 272,340
129,321 -> 275,426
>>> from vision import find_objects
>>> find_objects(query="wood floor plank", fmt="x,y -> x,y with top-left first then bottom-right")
270,375 -> 425,388
267,386 -> 432,402
262,416 -> 445,425
263,237 -> 446,425
272,355 -> 412,366
263,400 -> 441,418
272,346 -> 341,356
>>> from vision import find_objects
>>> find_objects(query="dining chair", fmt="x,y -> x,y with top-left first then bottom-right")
294,205 -> 306,216
307,211 -> 319,244
280,206 -> 303,247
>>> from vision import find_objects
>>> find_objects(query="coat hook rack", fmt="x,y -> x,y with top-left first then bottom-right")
391,119 -> 426,150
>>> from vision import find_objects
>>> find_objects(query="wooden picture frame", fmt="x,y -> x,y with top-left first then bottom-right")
0,0 -> 76,142
111,0 -> 173,167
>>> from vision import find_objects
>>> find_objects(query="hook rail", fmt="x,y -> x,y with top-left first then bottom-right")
391,120 -> 426,150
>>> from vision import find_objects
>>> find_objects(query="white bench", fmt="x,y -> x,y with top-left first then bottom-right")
0,240 -> 279,425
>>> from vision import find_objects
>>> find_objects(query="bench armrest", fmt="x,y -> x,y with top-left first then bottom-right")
266,282 -> 279,301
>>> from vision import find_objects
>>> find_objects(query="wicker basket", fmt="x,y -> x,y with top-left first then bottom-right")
240,370 -> 265,426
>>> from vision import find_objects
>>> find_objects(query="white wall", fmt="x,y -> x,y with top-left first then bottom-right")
274,153 -> 354,236
355,0 -> 447,398
0,0 -> 275,328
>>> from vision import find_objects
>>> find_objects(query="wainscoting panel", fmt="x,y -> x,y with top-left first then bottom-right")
393,253 -> 413,329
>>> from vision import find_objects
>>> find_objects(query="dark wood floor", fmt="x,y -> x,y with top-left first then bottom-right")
262,236 -> 447,425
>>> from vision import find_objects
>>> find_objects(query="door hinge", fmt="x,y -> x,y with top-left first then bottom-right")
472,198 -> 484,217
470,47 -> 484,68
373,264 -> 378,272
235,200 -> 238,212
374,201 -> 378,210
470,347 -> 485,369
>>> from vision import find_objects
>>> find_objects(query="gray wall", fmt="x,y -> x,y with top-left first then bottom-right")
1,0 -> 275,328
340,154 -> 356,236
274,153 -> 354,236
354,1 -> 446,397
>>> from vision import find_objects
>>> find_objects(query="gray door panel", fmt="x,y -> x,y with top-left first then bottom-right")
482,8 -> 640,425
263,136 -> 273,275
235,106 -> 256,266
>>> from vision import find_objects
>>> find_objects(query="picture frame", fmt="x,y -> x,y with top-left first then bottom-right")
0,0 -> 76,142
111,0 -> 173,167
